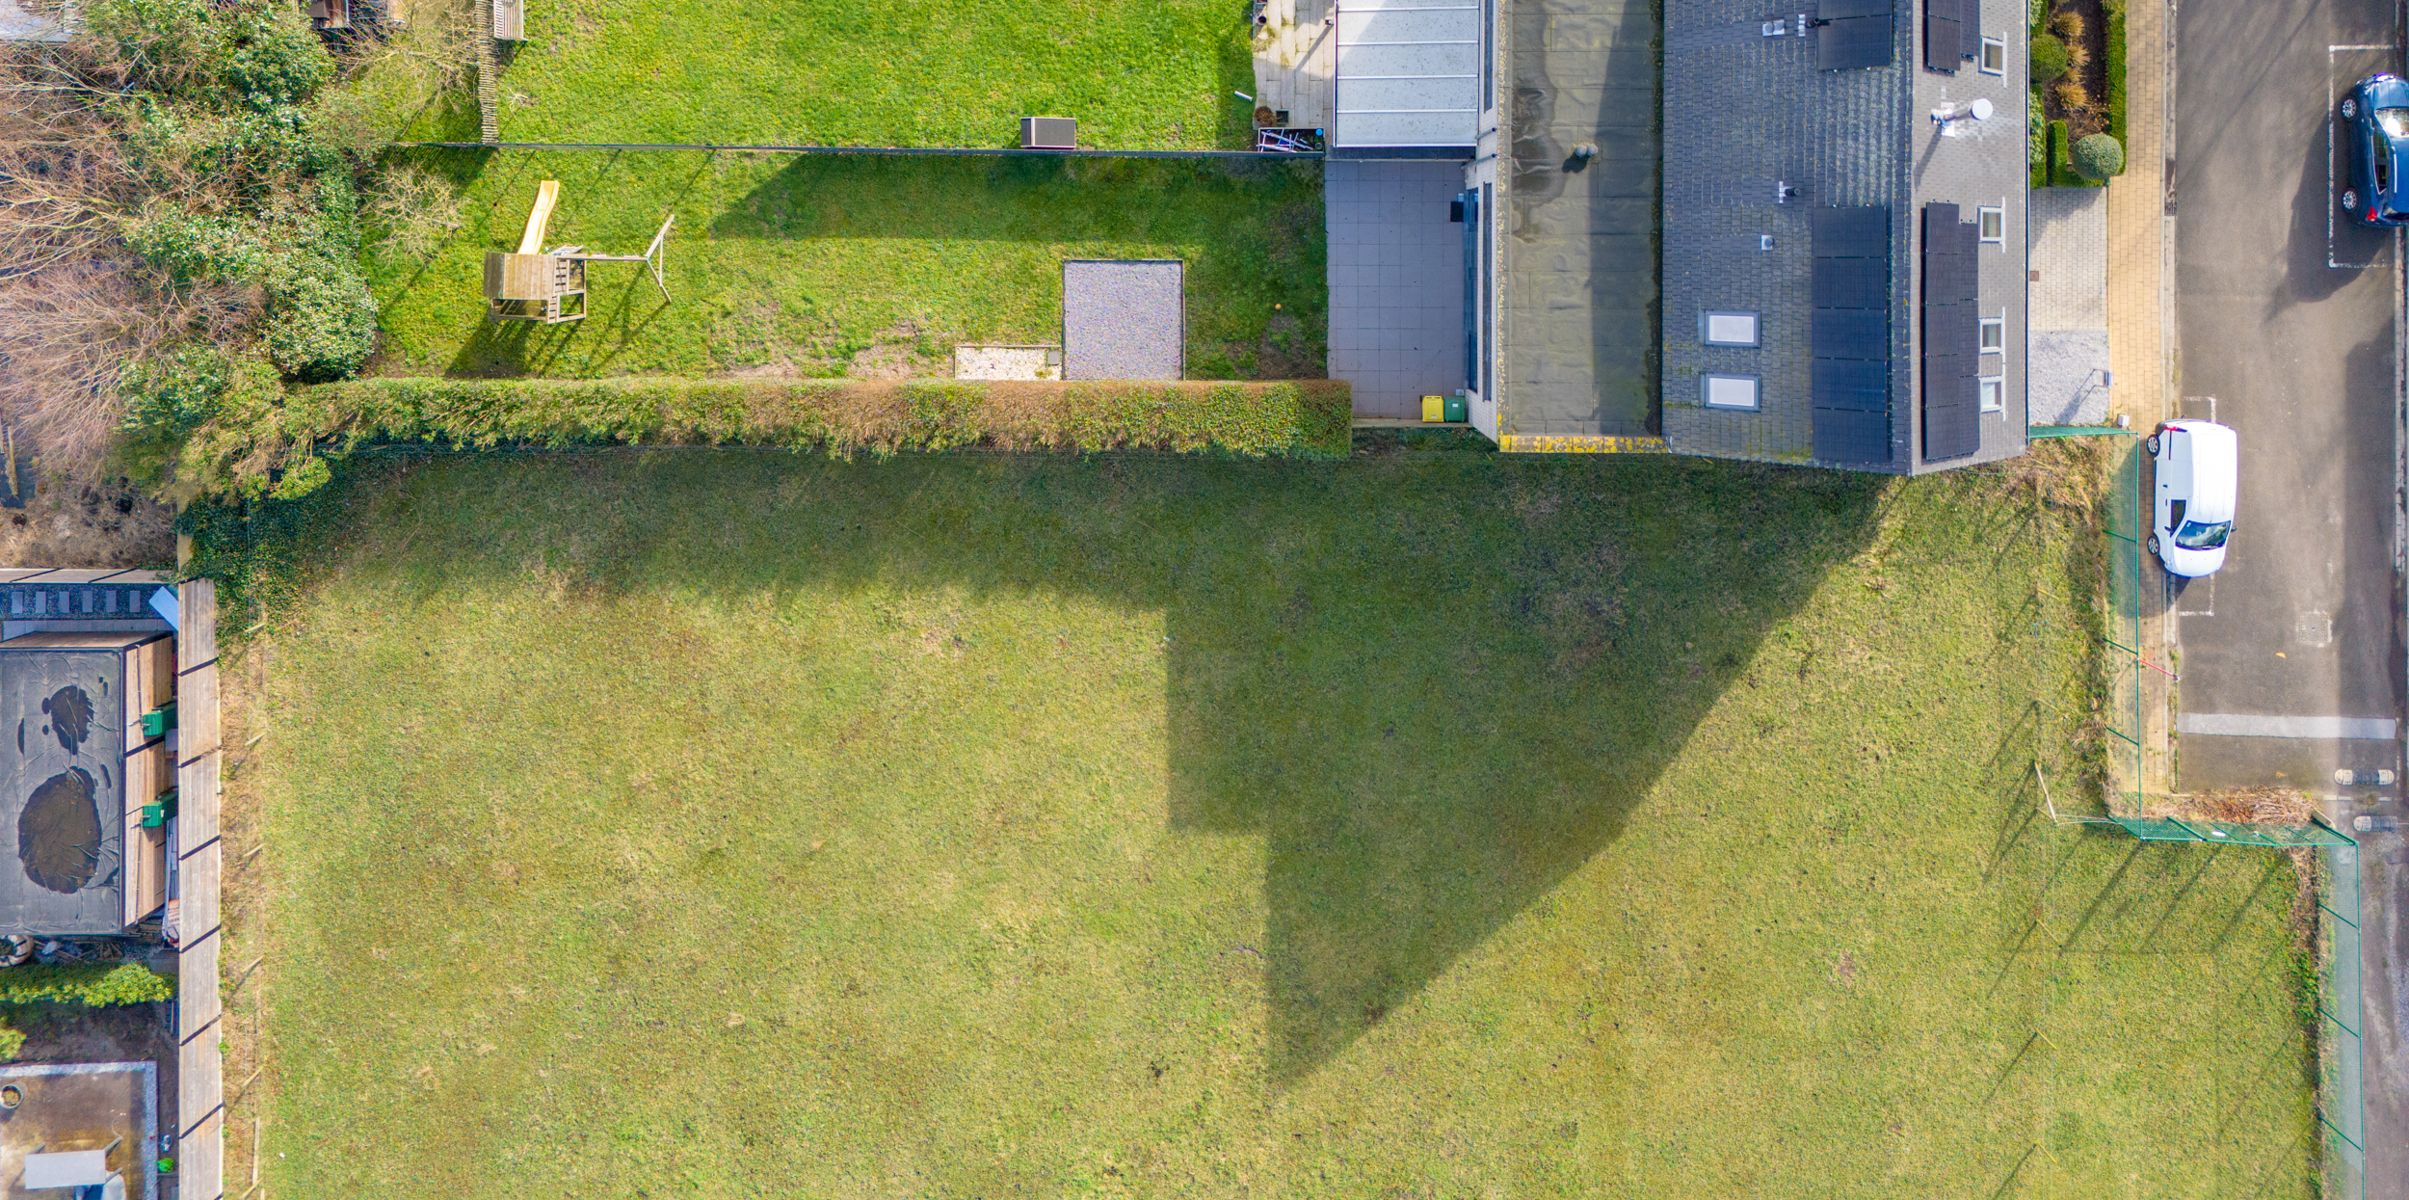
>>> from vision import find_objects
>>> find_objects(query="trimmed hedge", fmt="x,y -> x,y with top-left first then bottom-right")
296,378 -> 1352,458
156,378 -> 1356,498
2103,0 -> 2129,145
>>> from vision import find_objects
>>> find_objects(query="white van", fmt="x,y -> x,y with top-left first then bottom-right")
2147,420 -> 2236,578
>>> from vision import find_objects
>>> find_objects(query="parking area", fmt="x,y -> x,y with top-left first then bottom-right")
2169,15 -> 2399,803
2170,2 -> 2406,1193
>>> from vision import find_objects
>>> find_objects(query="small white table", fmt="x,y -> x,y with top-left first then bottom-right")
22,1148 -> 110,1189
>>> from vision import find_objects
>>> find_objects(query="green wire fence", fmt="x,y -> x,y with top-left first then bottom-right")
2034,425 -> 2362,1198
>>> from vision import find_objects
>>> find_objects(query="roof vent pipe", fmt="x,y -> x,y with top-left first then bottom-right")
1930,97 -> 1995,133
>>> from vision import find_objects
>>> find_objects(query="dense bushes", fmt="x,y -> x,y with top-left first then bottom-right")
0,0 -> 374,477
157,377 -> 1352,499
0,963 -> 175,1060
125,203 -> 267,287
0,964 -> 176,1008
263,255 -> 377,380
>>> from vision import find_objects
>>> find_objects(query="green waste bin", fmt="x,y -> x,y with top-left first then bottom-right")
1443,392 -> 1468,423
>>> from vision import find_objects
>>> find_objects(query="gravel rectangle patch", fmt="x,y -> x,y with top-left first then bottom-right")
1063,260 -> 1185,381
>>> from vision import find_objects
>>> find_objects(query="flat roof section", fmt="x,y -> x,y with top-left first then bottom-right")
1497,0 -> 1657,441
0,638 -> 141,935
0,1062 -> 158,1200
1333,0 -> 1482,150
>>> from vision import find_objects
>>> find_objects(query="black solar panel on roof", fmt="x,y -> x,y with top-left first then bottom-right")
1812,258 -> 1888,308
1811,205 -> 1895,465
1924,3 -> 1960,72
1812,309 -> 1889,358
1813,408 -> 1891,464
1812,361 -> 1890,408
1920,203 -> 1982,462
1925,0 -> 1979,71
1817,14 -> 1894,70
1811,207 -> 1890,256
1820,0 -> 1893,17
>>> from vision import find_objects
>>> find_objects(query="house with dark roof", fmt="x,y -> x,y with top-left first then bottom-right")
1304,0 -> 2029,472
1657,0 -> 2030,472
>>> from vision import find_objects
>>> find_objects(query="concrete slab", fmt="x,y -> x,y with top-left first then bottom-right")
1325,160 -> 1466,419
2029,330 -> 2111,425
2030,188 -> 2109,330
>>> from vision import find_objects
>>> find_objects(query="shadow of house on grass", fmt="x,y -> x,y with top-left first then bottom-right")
1151,460 -> 1888,1080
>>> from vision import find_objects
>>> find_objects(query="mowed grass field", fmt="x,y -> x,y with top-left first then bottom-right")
220,444 -> 2315,1197
489,0 -> 1251,148
365,150 -> 1324,381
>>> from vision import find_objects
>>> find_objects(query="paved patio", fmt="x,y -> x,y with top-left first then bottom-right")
2029,188 -> 2112,425
1324,160 -> 1466,419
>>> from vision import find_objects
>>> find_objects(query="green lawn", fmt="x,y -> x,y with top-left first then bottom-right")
488,0 -> 1252,148
364,149 -> 1325,380
220,443 -> 2315,1197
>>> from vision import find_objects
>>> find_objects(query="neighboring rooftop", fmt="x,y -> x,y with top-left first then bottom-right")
1659,0 -> 2030,473
1331,0 -> 1484,153
1494,0 -> 1658,446
0,630 -> 173,937
0,1062 -> 158,1200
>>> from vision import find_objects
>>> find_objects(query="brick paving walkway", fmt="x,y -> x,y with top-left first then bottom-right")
2104,0 -> 2168,428
2102,0 -> 2173,799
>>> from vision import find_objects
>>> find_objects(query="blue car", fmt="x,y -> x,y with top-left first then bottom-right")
2339,73 -> 2409,226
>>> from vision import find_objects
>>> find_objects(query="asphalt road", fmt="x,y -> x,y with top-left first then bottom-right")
2172,0 -> 2406,1191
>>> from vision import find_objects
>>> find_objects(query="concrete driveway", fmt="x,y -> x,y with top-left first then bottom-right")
2171,0 -> 2404,1191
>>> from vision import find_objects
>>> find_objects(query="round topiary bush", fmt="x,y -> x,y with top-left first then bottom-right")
2071,133 -> 2126,181
2029,32 -> 2071,84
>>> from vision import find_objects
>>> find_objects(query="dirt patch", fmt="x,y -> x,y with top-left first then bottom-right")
1834,950 -> 1858,984
13,1001 -> 173,1071
0,482 -> 172,569
1248,310 -> 1320,380
2142,787 -> 2316,826
848,341 -> 928,379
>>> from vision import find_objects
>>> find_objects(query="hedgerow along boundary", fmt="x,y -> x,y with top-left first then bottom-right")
2036,424 -> 2364,1199
294,377 -> 1352,457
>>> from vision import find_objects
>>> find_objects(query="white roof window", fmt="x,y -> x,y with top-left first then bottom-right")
1702,311 -> 1760,347
1702,373 -> 1761,410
